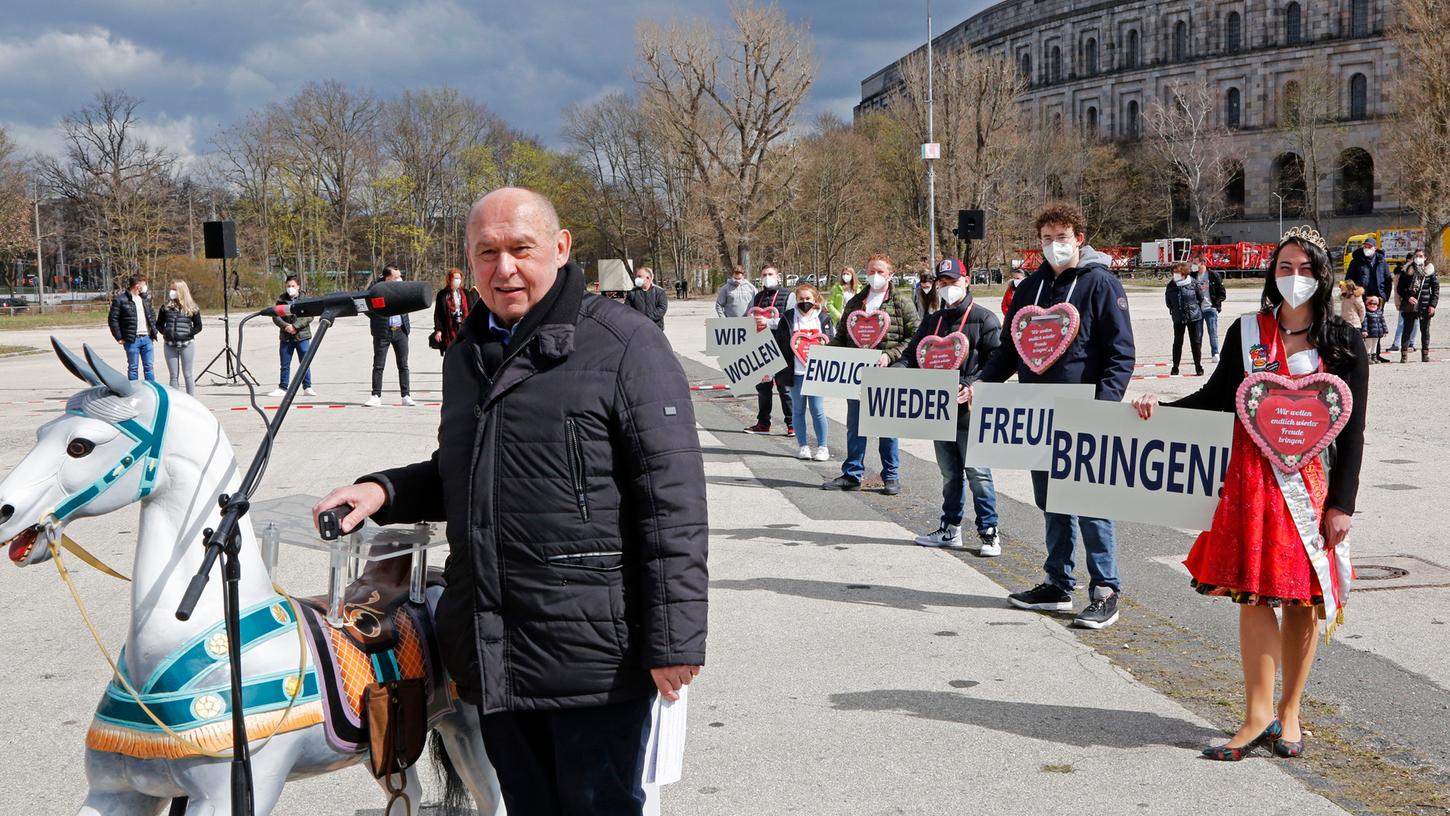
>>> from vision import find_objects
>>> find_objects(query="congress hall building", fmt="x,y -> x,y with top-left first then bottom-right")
856,0 -> 1406,245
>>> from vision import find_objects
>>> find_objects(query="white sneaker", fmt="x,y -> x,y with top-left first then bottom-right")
303,387 -> 318,397
401,396 -> 417,407
813,446 -> 830,461
797,445 -> 812,460
268,388 -> 286,397
977,526 -> 1002,557
1211,354 -> 1220,363
364,394 -> 382,407
913,524 -> 963,549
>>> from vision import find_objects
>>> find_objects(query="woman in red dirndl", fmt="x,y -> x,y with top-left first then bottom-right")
1134,230 -> 1368,761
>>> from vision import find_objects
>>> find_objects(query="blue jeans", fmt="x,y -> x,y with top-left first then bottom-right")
842,398 -> 900,482
1202,307 -> 1220,356
279,338 -> 312,389
124,335 -> 155,382
789,379 -> 827,448
934,426 -> 998,534
1031,471 -> 1119,592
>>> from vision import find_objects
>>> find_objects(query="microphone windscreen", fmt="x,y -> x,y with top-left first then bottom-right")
368,281 -> 432,316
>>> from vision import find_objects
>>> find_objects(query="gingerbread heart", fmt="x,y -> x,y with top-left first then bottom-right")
1012,304 -> 1080,374
1235,372 -> 1353,474
916,332 -> 969,371
846,309 -> 891,349
791,329 -> 826,365
748,306 -> 780,332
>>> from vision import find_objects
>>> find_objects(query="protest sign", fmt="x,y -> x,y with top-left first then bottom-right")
705,318 -> 759,357
857,368 -> 958,442
1046,399 -> 1233,530
962,382 -> 1095,469
800,346 -> 882,399
719,331 -> 787,396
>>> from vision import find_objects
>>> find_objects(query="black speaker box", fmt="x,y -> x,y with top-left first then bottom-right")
956,209 -> 985,241
203,221 -> 238,259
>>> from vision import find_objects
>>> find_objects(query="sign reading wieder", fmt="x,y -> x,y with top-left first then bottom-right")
962,382 -> 1095,469
800,346 -> 882,399
857,368 -> 958,441
705,317 -> 759,356
1046,398 -> 1234,530
719,331 -> 787,396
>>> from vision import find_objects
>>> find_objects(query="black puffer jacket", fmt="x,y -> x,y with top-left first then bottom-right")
361,262 -> 708,713
157,305 -> 203,344
895,296 -> 1002,428
108,291 -> 158,343
1165,277 -> 1207,324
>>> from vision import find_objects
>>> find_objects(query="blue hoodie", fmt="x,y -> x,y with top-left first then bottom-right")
979,246 -> 1136,402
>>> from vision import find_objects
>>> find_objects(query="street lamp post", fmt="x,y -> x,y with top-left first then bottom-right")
1272,192 -> 1285,237
924,0 -> 939,275
32,184 -> 45,315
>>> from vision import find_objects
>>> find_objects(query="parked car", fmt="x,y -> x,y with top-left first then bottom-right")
786,274 -> 800,287
0,296 -> 29,315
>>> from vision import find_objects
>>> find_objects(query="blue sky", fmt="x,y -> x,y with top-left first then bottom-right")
0,0 -> 994,163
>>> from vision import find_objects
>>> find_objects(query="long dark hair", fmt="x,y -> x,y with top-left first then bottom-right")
1259,236 -> 1355,369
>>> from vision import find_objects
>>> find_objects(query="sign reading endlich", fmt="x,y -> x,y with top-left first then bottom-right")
800,346 -> 882,400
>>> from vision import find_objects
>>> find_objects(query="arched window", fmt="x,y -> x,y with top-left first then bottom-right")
1085,37 -> 1099,76
1349,73 -> 1368,119
1337,148 -> 1374,214
1051,46 -> 1062,82
1226,12 -> 1243,53
1174,21 -> 1189,61
1125,29 -> 1140,68
1086,106 -> 1099,137
1351,0 -> 1370,37
1126,100 -> 1140,138
1224,161 -> 1246,215
1021,52 -> 1033,82
1226,87 -> 1242,129
1286,2 -> 1303,44
1274,152 -> 1307,215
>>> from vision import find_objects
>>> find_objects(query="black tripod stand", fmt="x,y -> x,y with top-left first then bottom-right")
199,255 -> 257,386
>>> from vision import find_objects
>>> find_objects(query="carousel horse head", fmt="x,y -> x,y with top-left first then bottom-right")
0,338 -> 186,567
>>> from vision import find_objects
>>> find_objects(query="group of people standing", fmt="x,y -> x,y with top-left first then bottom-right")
1163,260 -> 1226,376
1342,238 -> 1438,363
107,272 -> 204,394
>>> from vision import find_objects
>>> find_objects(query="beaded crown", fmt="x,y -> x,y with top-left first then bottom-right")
1280,225 -> 1327,252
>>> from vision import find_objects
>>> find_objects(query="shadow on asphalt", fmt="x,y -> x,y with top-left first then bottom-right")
828,690 -> 1223,749
711,577 -> 1005,612
713,527 -> 916,548
706,475 -> 825,491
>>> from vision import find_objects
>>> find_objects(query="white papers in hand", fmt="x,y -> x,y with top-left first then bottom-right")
643,686 -> 688,786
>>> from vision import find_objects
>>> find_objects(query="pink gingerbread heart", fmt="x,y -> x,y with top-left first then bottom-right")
1011,304 -> 1080,375
1235,372 -> 1353,474
846,309 -> 891,350
916,332 -> 970,371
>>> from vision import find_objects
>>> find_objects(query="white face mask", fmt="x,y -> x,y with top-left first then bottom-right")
1363,247 -> 1376,257
1277,274 -> 1319,309
867,272 -> 888,290
286,286 -> 299,297
841,275 -> 852,284
1415,257 -> 1426,267
937,283 -> 966,306
1045,240 -> 1077,270
762,275 -> 779,289
451,277 -> 462,288
167,290 -> 177,301
139,283 -> 149,295
633,276 -> 645,288
1190,264 -> 1200,274
1172,273 -> 1185,282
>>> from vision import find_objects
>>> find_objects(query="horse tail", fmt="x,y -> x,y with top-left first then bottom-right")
429,729 -> 472,816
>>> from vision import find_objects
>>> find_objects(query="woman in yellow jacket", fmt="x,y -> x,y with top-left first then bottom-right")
827,267 -> 859,322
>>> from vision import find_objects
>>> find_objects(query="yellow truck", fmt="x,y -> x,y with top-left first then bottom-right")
1343,227 -> 1450,275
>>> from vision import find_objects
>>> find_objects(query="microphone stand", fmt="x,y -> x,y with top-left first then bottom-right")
173,307 -> 342,816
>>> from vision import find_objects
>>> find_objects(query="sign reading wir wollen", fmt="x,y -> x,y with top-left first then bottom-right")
857,368 -> 959,442
719,331 -> 787,396
961,382 -> 1095,470
800,346 -> 883,399
1046,399 -> 1234,530
705,318 -> 760,356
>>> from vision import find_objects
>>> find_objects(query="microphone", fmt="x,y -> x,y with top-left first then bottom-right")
264,280 -> 431,319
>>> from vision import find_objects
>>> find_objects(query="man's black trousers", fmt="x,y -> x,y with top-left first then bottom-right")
755,369 -> 794,428
371,331 -> 411,396
479,695 -> 653,816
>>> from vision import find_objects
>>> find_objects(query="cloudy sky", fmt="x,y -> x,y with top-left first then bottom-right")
1,0 -> 995,164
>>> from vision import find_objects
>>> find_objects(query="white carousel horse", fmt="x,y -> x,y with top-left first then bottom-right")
0,340 -> 503,816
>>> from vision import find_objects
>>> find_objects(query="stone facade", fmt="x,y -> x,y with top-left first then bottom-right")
856,0 -> 1411,245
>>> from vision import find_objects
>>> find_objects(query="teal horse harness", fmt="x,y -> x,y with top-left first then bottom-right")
49,381 -> 169,524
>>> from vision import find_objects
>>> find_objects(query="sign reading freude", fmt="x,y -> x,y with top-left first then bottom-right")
1046,398 -> 1233,530
962,383 -> 1095,469
800,346 -> 882,399
857,368 -> 958,442
705,317 -> 760,357
719,331 -> 787,396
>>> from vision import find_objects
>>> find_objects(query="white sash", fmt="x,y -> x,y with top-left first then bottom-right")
1240,316 -> 1351,633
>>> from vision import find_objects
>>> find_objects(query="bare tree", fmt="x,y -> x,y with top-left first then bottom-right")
1146,79 -> 1235,244
214,109 -> 284,273
0,128 -> 31,275
564,92 -> 659,264
638,1 -> 815,273
1278,68 -> 1342,232
1388,0 -> 1450,261
788,115 -> 877,277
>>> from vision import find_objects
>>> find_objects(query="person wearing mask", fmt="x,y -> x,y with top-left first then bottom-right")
367,266 -> 414,407
1363,296 -> 1388,363
675,278 -> 687,300
432,267 -> 479,354
898,258 -> 1003,556
108,273 -> 158,382
271,274 -> 317,397
1165,261 -> 1208,377
821,253 -> 919,495
743,265 -> 796,436
978,203 -> 1135,629
1348,238 -> 1393,343
1133,226 -> 1367,762
828,267 -> 859,323
157,279 -> 203,395
1388,251 -> 1417,355
625,267 -> 668,330
715,265 -> 756,318
1396,252 -> 1439,363
1338,281 -> 1365,334
1001,267 -> 1026,316
778,283 -> 834,461
1200,260 -> 1226,362
912,269 -> 934,318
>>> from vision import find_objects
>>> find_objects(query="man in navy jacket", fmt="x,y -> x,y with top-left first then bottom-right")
978,203 -> 1135,629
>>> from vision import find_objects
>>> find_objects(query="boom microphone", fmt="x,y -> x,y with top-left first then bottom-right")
264,280 -> 431,319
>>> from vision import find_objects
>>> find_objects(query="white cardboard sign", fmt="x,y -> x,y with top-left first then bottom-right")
857,368 -> 959,442
1045,399 -> 1234,530
705,318 -> 759,357
962,382 -> 1095,470
800,346 -> 882,399
719,331 -> 787,396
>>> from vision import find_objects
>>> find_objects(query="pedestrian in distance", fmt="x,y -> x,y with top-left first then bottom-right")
778,283 -> 834,461
897,258 -> 1003,556
271,274 -> 317,397
1199,259 -> 1226,362
625,267 -> 668,330
1338,281 -> 1365,333
1001,267 -> 1025,316
912,268 -> 934,318
743,265 -> 795,437
432,267 -> 479,355
714,264 -> 756,318
1388,252 -> 1418,355
157,279 -> 203,395
978,202 -> 1135,630
1396,252 -> 1439,363
827,267 -> 859,323
675,278 -> 687,300
1165,260 -> 1208,376
1133,226 -> 1367,762
313,187 -> 707,814
821,253 -> 919,496
107,272 -> 158,382
367,266 -> 414,407
1363,296 -> 1389,363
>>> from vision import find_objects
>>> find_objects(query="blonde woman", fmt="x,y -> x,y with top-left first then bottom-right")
158,279 -> 203,394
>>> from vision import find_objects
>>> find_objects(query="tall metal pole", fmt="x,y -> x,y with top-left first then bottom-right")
32,184 -> 45,315
926,0 -> 937,274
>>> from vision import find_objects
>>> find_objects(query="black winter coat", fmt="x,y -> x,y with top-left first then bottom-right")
108,291 -> 158,344
625,285 -> 668,330
1346,250 -> 1391,300
1396,266 -> 1440,315
157,305 -> 203,344
368,309 -> 411,338
361,262 -> 708,713
895,296 -> 1002,428
1165,278 -> 1207,324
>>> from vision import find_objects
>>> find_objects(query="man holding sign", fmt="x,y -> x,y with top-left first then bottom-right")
977,203 -> 1136,629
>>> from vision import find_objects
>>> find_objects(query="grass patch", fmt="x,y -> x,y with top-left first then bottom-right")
1041,764 -> 1075,774
0,344 -> 41,356
0,310 -> 109,331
